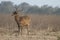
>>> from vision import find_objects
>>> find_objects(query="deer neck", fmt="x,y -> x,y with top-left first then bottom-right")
14,14 -> 19,21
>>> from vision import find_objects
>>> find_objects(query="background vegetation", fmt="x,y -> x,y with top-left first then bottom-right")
0,1 -> 60,15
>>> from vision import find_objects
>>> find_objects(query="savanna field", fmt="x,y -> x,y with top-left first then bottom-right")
0,13 -> 60,40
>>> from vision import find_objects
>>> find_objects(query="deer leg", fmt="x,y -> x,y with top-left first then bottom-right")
18,26 -> 20,32
20,26 -> 23,35
26,25 -> 29,35
17,24 -> 20,35
16,22 -> 20,33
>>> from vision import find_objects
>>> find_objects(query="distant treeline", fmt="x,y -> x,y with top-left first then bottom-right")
0,1 -> 60,14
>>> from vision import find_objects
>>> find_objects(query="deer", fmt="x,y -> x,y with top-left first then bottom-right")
12,8 -> 31,35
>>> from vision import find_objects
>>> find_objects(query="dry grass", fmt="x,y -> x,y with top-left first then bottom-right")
0,14 -> 60,40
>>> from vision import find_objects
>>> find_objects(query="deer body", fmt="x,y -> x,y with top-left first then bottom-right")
12,11 -> 31,35
19,16 -> 30,26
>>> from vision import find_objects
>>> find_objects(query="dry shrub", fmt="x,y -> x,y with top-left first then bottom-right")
0,14 -> 60,32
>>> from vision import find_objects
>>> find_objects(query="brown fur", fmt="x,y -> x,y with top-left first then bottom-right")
12,11 -> 31,35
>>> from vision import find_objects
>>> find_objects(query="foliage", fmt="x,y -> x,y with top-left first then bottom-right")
0,1 -> 60,14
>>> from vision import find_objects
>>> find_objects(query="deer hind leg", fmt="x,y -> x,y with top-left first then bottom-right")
20,26 -> 23,35
26,25 -> 29,35
27,27 -> 29,35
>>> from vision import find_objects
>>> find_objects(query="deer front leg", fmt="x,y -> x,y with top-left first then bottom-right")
17,24 -> 20,35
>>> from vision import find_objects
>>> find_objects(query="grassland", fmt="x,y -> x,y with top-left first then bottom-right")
0,14 -> 60,40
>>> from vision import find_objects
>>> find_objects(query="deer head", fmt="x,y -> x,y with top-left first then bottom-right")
12,5 -> 18,16
12,5 -> 23,16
